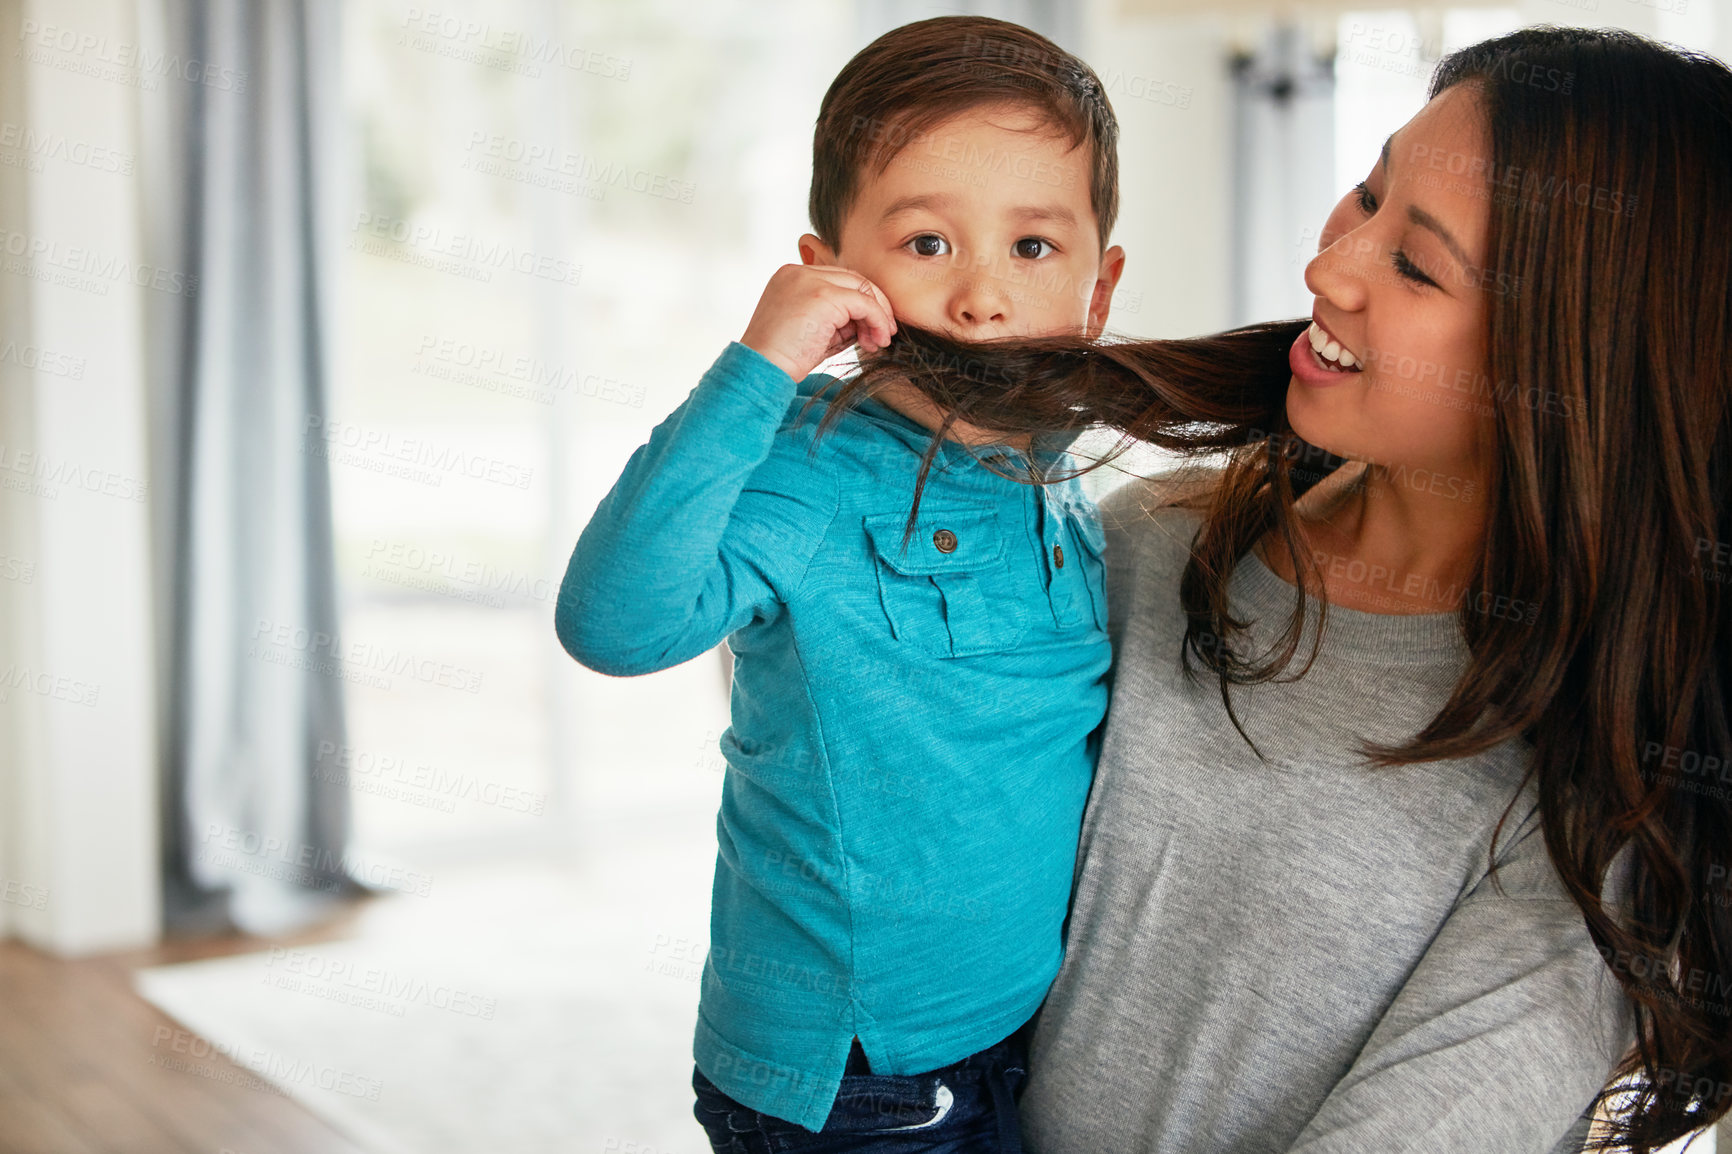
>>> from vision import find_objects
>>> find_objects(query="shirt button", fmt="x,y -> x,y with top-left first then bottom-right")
1054,543 -> 1065,569
933,528 -> 958,553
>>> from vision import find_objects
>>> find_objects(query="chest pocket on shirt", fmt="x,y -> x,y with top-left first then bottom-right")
863,506 -> 1025,657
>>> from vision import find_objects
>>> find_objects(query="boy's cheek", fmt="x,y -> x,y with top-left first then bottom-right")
864,255 -> 1100,337
865,269 -> 944,331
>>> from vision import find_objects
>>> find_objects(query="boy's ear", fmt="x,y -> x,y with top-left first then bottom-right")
798,233 -> 839,267
1085,245 -> 1127,339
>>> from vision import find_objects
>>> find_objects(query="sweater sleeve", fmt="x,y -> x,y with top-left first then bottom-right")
554,342 -> 840,677
1285,807 -> 1635,1154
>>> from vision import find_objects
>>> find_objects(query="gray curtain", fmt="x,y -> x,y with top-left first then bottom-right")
1229,22 -> 1337,326
144,0 -> 357,936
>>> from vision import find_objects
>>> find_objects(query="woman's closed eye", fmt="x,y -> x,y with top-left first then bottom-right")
1391,250 -> 1438,287
1352,181 -> 1438,288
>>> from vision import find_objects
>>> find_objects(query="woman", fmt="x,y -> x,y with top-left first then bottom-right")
850,25 -> 1732,1153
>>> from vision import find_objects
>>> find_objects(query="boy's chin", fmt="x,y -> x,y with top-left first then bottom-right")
886,320 -> 1076,345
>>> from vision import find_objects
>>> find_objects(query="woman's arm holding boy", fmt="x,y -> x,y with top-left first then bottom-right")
1284,809 -> 1634,1154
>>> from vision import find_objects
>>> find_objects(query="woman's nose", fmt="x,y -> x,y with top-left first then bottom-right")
1305,229 -> 1374,312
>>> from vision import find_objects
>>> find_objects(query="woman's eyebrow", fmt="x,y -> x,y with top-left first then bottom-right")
1381,131 -> 1471,268
1407,204 -> 1471,268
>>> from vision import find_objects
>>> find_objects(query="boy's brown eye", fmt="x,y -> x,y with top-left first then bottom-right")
910,234 -> 948,257
1014,237 -> 1053,259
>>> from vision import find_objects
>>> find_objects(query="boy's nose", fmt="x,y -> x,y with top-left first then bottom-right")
949,277 -> 1008,329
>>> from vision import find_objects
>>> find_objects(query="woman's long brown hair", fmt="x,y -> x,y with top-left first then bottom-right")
810,26 -> 1732,1152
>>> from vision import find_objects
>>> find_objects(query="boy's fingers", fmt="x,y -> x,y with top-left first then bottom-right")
834,290 -> 894,353
804,267 -> 895,346
825,280 -> 895,351
854,276 -> 897,345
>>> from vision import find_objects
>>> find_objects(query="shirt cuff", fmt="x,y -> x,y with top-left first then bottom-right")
708,341 -> 803,420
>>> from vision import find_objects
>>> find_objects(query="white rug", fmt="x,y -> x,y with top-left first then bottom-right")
137,809 -> 721,1154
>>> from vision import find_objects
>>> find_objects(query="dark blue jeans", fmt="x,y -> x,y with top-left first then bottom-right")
692,1020 -> 1032,1153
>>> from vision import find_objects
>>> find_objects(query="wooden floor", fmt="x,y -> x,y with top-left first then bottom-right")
0,902 -> 378,1154
5,902 -> 1729,1153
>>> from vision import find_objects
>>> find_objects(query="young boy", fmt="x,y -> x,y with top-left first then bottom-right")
556,15 -> 1125,1148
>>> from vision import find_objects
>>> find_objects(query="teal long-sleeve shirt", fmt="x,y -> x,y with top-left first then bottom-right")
556,341 -> 1111,1131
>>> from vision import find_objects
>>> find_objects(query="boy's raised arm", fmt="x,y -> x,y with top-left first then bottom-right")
554,343 -> 830,677
554,265 -> 894,678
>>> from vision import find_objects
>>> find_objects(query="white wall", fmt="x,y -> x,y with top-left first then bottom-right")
1083,4 -> 1235,339
0,0 -> 160,954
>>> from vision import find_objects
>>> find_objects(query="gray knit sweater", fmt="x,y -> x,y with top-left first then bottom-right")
1019,477 -> 1633,1153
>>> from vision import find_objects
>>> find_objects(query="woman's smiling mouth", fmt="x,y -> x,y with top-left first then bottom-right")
1288,317 -> 1365,386
1306,320 -> 1361,371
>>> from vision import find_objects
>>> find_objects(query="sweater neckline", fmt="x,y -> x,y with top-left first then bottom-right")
1232,542 -> 1471,665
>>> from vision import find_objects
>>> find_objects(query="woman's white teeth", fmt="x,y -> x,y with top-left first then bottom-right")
1307,321 -> 1358,370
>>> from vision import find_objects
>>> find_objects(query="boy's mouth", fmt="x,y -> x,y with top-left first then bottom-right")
1306,320 -> 1362,372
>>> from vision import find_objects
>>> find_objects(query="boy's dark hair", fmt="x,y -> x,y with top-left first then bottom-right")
809,16 -> 1120,252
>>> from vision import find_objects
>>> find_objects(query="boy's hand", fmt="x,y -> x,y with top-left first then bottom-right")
740,264 -> 897,383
